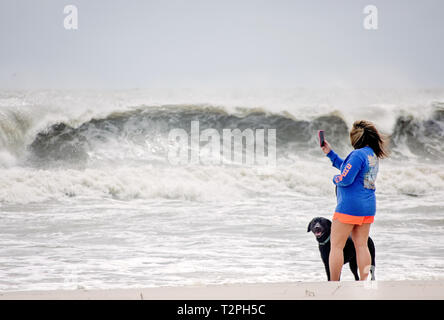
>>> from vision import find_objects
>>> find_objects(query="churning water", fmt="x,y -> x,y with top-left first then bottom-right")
0,89 -> 443,291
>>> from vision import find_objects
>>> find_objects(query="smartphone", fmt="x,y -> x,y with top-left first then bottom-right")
318,130 -> 325,147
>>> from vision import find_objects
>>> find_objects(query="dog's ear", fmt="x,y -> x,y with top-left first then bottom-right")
324,219 -> 332,230
307,220 -> 313,232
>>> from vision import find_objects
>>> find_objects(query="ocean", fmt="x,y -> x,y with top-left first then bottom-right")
0,88 -> 443,291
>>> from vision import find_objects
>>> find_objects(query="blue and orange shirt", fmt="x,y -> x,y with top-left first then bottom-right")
326,146 -> 379,217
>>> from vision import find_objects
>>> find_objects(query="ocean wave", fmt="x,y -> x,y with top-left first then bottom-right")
23,104 -> 444,165
1,160 -> 443,204
390,104 -> 444,159
1,90 -> 443,168
25,105 -> 350,165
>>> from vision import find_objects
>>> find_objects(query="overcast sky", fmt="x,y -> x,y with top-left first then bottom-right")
1,0 -> 443,89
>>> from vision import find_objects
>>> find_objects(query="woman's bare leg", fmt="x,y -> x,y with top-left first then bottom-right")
351,223 -> 371,281
329,219 -> 354,281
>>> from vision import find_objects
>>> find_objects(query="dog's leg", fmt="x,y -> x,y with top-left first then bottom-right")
369,238 -> 376,280
370,265 -> 376,280
349,259 -> 360,281
324,264 -> 331,281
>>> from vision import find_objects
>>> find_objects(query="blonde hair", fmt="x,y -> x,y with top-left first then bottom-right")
350,120 -> 389,159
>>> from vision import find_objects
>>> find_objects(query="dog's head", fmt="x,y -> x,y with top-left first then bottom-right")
307,217 -> 332,242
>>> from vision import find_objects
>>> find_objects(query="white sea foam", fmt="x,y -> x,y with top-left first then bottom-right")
1,158 -> 443,205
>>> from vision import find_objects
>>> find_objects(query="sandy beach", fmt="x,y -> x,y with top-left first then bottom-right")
0,280 -> 443,300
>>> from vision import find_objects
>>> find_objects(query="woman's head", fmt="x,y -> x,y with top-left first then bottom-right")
350,120 -> 389,158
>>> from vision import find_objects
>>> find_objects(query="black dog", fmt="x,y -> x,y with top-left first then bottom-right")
307,217 -> 376,281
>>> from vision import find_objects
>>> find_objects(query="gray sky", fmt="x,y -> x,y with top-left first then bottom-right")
1,0 -> 443,89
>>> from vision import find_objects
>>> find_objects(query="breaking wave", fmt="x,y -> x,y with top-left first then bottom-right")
1,103 -> 443,166
1,90 -> 444,204
25,105 -> 352,165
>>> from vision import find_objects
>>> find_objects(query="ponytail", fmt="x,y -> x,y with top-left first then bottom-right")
350,120 -> 389,159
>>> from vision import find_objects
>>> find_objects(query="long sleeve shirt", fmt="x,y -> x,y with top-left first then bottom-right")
326,146 -> 379,216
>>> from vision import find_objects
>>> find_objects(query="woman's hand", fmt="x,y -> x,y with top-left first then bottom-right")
321,140 -> 332,154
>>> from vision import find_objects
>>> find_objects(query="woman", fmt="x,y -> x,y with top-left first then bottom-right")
321,120 -> 388,281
